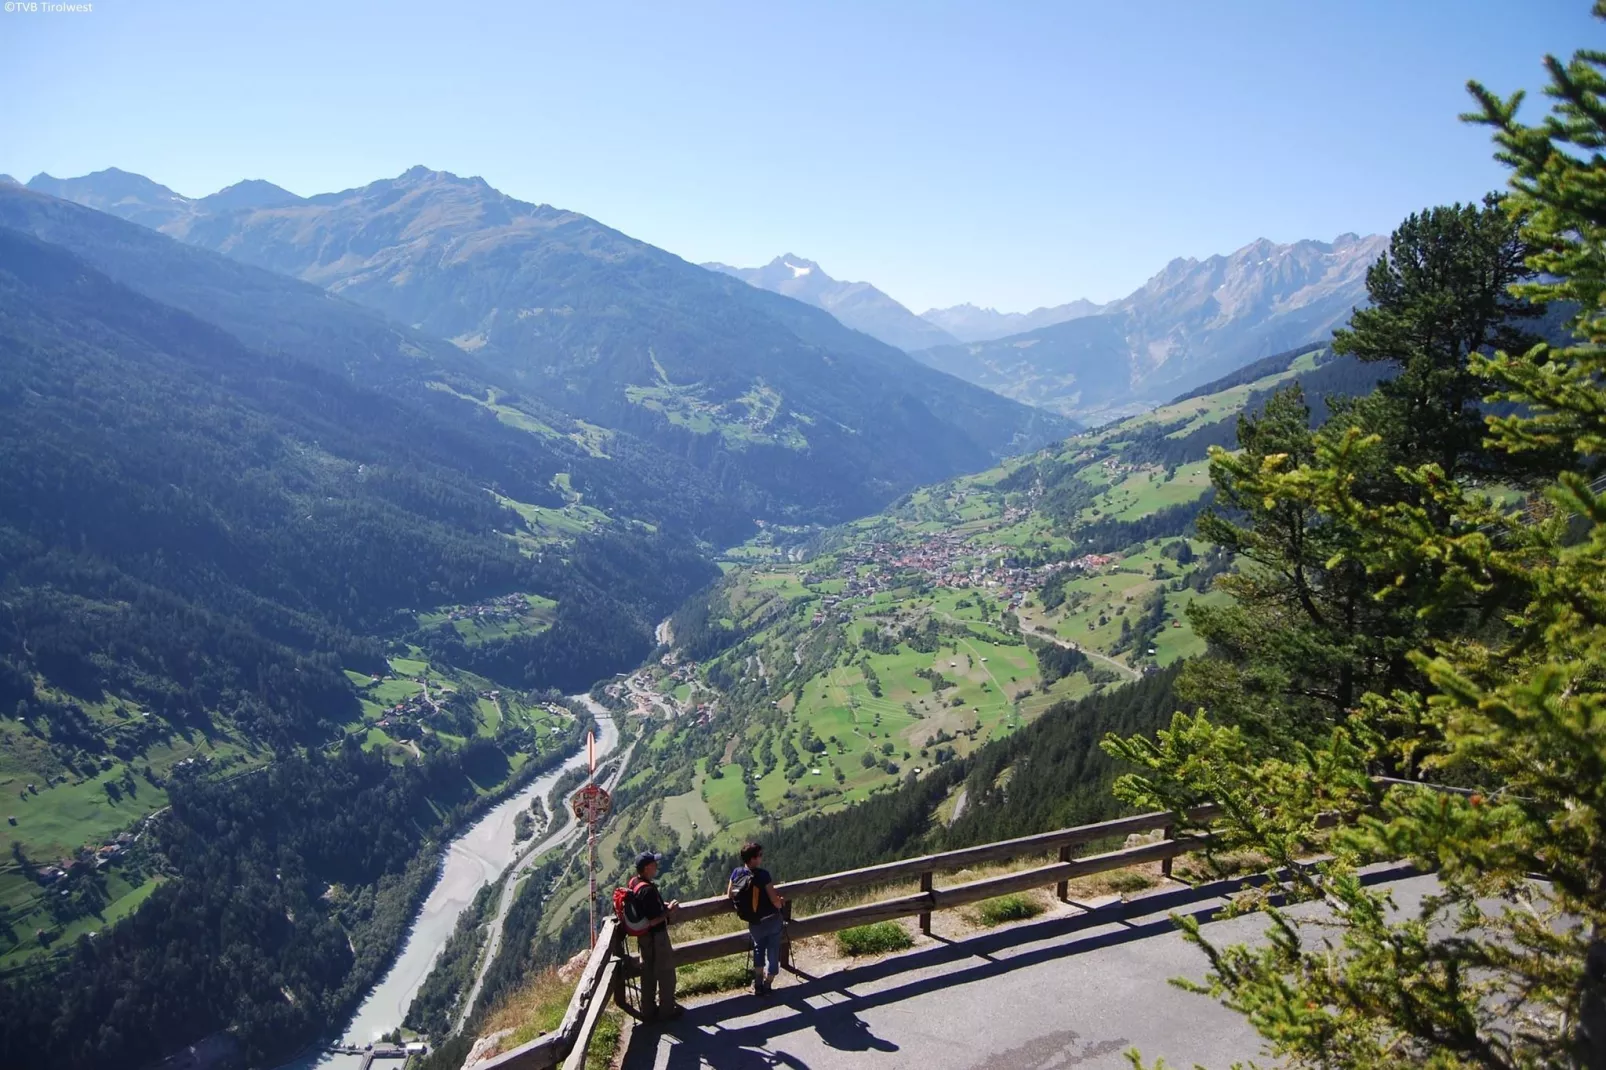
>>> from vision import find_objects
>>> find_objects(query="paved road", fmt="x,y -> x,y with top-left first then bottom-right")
622,867 -> 1429,1070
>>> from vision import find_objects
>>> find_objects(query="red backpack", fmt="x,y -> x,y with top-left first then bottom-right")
613,876 -> 653,936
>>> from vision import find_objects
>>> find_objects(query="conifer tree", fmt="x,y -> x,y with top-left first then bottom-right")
1332,196 -> 1539,487
1106,8 -> 1606,1066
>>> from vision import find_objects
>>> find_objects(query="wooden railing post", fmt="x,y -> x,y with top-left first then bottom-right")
919,870 -> 933,934
1056,846 -> 1071,902
1160,823 -> 1175,880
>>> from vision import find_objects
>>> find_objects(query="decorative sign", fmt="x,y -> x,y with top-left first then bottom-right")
571,783 -> 612,824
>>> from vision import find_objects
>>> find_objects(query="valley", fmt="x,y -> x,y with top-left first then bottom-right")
5,10 -> 1598,1070
0,185 -> 1375,1068
484,343 -> 1362,969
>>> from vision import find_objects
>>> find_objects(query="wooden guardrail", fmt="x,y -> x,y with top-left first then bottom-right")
670,804 -> 1220,966
476,804 -> 1221,1069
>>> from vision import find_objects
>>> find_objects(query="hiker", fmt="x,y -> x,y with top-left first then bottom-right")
632,851 -> 683,1022
729,841 -> 785,995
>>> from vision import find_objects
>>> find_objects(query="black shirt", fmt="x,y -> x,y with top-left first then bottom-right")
734,866 -> 779,921
634,877 -> 668,923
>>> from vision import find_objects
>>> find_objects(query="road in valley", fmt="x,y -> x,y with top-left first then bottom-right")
454,696 -> 633,1030
282,697 -> 623,1070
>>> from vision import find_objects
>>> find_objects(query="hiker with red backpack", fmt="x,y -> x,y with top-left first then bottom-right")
616,851 -> 683,1022
728,842 -> 785,995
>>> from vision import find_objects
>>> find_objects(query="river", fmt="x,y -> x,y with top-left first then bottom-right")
283,700 -> 619,1070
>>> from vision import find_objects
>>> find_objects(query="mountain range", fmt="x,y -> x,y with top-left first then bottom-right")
919,298 -> 1108,343
708,234 -> 1384,423
24,167 -> 1069,522
912,233 -> 1386,422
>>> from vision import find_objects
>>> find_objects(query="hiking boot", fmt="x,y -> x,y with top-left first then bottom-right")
657,1005 -> 685,1022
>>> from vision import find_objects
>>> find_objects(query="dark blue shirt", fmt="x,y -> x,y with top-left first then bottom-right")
732,866 -> 778,920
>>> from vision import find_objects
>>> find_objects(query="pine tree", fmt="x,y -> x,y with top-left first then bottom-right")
1332,196 -> 1540,487
1104,9 -> 1606,1066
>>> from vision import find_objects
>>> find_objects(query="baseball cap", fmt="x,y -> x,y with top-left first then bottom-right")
634,851 -> 662,873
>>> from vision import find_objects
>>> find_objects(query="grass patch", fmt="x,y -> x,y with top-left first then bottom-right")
675,953 -> 752,997
484,968 -> 574,1050
970,893 -> 1044,926
836,921 -> 913,957
1104,870 -> 1157,894
585,1012 -> 622,1070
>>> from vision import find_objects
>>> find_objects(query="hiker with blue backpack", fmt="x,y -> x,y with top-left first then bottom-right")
728,842 -> 785,995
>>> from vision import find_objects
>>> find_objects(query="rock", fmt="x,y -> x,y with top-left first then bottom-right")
1122,829 -> 1164,850
557,948 -> 590,983
459,1027 -> 514,1070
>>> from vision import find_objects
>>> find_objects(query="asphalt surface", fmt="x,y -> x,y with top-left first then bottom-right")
621,867 -> 1431,1070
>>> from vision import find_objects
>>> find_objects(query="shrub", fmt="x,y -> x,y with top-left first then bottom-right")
836,921 -> 914,957
972,894 -> 1044,926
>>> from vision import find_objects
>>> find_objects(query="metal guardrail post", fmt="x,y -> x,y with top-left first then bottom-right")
779,899 -> 793,970
919,870 -> 933,934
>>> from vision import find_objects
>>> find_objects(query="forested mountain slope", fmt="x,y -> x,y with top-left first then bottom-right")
28,168 -> 1072,522
0,226 -> 716,1068
0,185 -> 753,545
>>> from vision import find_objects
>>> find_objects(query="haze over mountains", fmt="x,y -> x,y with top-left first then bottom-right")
920,299 -> 1106,343
711,234 -> 1385,423
24,167 -> 1068,521
29,166 -> 1387,430
704,254 -> 958,352
915,233 -> 1386,422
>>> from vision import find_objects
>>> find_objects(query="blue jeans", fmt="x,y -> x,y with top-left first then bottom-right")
749,912 -> 783,977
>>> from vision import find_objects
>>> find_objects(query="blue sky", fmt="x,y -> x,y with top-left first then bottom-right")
0,1 -> 1592,311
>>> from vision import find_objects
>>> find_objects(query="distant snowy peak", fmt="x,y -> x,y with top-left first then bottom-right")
704,254 -> 957,352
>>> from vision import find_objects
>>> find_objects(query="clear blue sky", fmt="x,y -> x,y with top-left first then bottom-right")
0,1 -> 1593,311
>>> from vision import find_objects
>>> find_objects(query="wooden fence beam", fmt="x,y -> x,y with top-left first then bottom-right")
560,956 -> 619,1070
668,806 -> 1220,925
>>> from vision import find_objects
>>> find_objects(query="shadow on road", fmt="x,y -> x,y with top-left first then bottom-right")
620,863 -> 1419,1069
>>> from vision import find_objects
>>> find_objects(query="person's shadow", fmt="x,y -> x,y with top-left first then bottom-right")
811,1008 -> 900,1053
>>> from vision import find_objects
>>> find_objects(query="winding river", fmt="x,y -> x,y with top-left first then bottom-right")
284,700 -> 620,1070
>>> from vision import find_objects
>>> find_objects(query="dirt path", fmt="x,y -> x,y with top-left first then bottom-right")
1030,626 -> 1138,681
